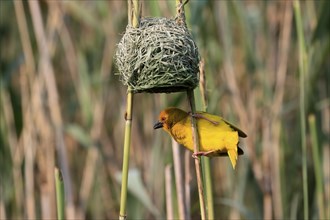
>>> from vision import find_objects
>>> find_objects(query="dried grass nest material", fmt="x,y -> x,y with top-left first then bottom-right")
115,17 -> 200,93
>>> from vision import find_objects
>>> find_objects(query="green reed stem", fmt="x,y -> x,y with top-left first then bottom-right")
119,90 -> 133,220
119,1 -> 139,219
308,114 -> 325,220
293,1 -> 309,219
54,168 -> 64,220
202,157 -> 214,219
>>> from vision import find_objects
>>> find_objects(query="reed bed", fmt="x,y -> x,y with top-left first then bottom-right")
1,1 -> 329,219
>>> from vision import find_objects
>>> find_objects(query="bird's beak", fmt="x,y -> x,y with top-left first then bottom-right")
153,121 -> 163,129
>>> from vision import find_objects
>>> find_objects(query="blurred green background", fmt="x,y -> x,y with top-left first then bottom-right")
0,0 -> 329,219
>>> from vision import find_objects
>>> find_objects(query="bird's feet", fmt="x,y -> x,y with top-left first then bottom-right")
188,112 -> 219,125
192,152 -> 204,159
192,150 -> 217,159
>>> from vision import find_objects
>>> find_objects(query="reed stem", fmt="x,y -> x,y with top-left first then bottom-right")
293,1 -> 309,219
54,168 -> 65,220
165,165 -> 174,220
202,158 -> 213,218
119,1 -> 140,219
184,151 -> 191,218
171,139 -> 187,219
119,90 -> 134,220
308,115 -> 325,220
195,60 -> 214,219
187,89 -> 206,220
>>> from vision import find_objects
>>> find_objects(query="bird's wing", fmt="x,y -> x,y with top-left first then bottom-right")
196,111 -> 247,138
223,119 -> 247,138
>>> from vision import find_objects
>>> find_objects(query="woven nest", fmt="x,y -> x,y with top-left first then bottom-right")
115,17 -> 200,93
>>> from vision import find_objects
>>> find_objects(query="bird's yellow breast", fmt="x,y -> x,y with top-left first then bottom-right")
169,113 -> 239,153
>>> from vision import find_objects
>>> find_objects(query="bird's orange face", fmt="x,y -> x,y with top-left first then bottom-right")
154,107 -> 188,132
153,110 -> 170,131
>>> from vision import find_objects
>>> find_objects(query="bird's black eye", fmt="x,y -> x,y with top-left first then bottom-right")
161,116 -> 166,121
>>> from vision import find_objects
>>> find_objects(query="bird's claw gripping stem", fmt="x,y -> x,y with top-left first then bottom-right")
189,112 -> 219,125
192,151 -> 208,159
192,152 -> 201,159
192,150 -> 219,159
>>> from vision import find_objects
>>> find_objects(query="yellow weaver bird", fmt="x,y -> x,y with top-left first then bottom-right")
154,107 -> 247,169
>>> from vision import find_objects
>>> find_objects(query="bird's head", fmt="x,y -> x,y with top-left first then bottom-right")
154,107 -> 188,132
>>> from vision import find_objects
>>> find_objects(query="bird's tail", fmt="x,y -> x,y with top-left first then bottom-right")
228,149 -> 238,169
